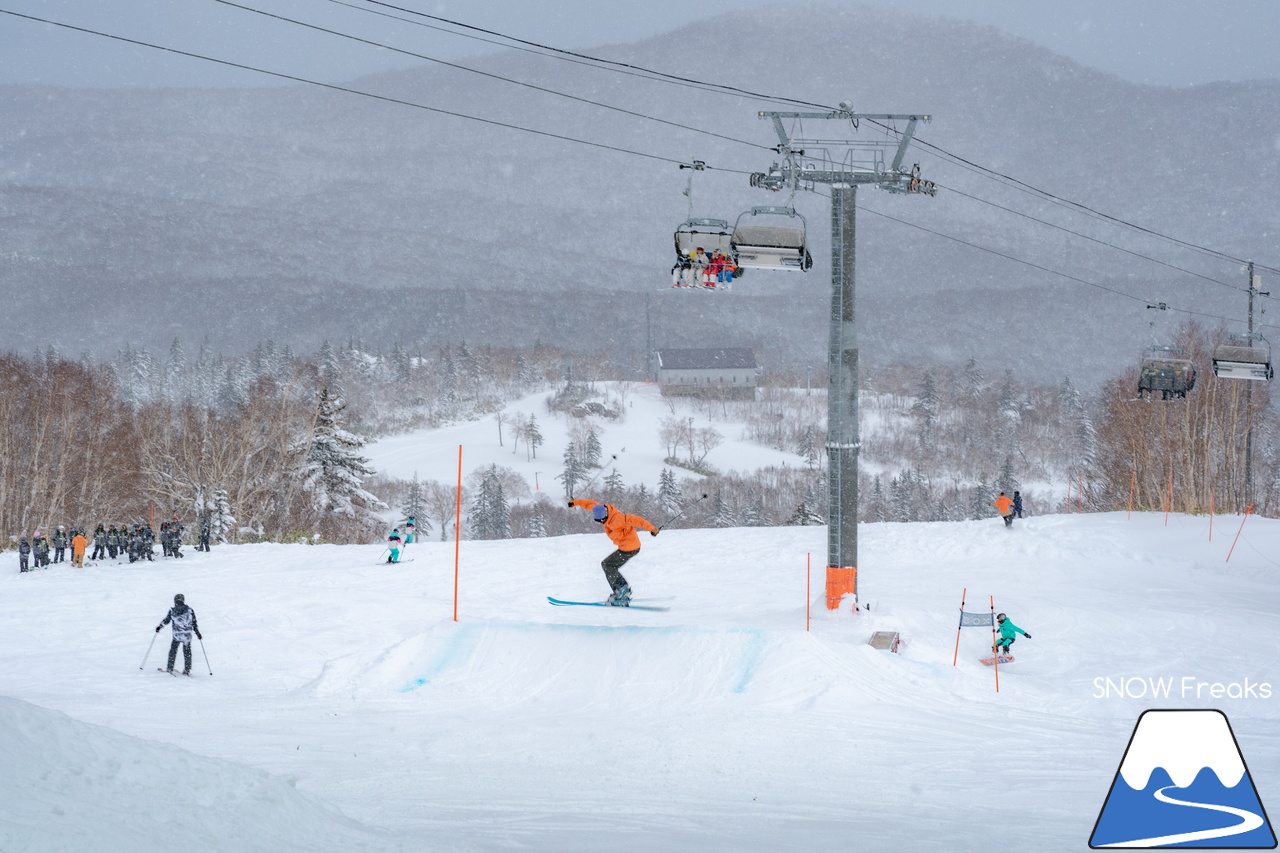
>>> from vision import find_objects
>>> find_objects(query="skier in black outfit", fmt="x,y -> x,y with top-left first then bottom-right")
91,524 -> 107,561
156,593 -> 201,675
1012,491 -> 1024,519
197,514 -> 211,552
33,533 -> 50,568
18,537 -> 30,572
106,525 -> 120,560
52,527 -> 67,563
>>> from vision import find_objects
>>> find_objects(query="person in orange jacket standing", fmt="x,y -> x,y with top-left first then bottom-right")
992,492 -> 1015,528
71,529 -> 89,567
568,498 -> 659,605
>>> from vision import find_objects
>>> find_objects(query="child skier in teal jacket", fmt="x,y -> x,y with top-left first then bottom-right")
996,613 -> 1030,654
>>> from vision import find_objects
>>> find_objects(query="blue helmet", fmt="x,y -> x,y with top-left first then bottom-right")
592,504 -> 608,522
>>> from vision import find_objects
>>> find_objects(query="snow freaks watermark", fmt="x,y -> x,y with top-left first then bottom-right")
1093,676 -> 1273,700
1089,710 -> 1277,848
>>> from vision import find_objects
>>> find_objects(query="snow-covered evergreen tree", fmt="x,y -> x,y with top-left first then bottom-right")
525,415 -> 544,460
997,456 -> 1020,496
527,499 -> 548,538
558,443 -> 586,499
912,371 -> 940,451
602,469 -> 626,504
297,388 -> 387,529
710,489 -> 737,527
401,472 -> 432,537
739,488 -> 764,526
208,488 -> 236,544
583,426 -> 603,469
657,468 -> 683,514
468,466 -> 510,540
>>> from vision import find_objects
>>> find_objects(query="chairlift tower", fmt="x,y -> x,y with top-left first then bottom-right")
750,102 -> 935,610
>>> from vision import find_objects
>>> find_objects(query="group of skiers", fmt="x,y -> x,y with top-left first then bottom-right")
17,516 -> 214,572
385,517 -> 417,563
671,247 -> 740,289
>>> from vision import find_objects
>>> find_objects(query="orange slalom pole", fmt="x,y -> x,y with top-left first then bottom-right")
1225,503 -> 1254,563
952,588 -> 967,666
453,445 -> 462,622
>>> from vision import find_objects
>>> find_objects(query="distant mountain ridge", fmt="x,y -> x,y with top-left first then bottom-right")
1,2 -> 1277,385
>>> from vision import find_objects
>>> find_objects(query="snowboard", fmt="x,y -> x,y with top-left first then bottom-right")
979,655 -> 1014,666
548,596 -> 670,612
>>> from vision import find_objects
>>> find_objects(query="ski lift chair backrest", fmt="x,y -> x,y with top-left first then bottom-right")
674,218 -> 733,259
731,208 -> 810,271
1212,338 -> 1274,380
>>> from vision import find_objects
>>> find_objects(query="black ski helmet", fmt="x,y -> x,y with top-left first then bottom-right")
996,612 -> 1006,623
174,593 -> 185,605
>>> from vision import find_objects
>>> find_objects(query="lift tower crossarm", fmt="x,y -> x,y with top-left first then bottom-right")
762,111 -> 930,175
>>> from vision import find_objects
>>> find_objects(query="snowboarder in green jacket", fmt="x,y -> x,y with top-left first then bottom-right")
996,612 -> 1030,655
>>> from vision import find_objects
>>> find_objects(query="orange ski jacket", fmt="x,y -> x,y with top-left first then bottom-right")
570,499 -> 657,552
992,494 -> 1014,517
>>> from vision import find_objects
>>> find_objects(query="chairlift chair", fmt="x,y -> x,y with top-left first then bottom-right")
671,218 -> 737,289
1212,333 -> 1274,381
1137,345 -> 1196,400
730,206 -> 813,271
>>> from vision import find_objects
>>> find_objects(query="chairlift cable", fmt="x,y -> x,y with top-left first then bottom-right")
834,190 -> 1247,328
354,0 -> 834,111
215,0 -> 775,153
932,182 -> 1246,293
0,7 -> 708,169
343,1 -> 1276,281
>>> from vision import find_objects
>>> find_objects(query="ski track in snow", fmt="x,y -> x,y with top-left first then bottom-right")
2,508 -> 1279,849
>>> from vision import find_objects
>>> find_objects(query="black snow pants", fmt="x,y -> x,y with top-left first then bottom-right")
167,640 -> 193,673
601,548 -> 640,593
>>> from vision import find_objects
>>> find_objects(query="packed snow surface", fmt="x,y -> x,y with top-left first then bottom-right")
3,510 -> 1279,851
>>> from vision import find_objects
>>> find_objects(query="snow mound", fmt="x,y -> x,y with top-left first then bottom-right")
0,695 -> 391,853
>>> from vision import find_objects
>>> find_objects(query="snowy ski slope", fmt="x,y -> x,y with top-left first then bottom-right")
3,510 -> 1278,851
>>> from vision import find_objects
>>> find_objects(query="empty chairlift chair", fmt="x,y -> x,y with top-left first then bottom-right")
730,206 -> 813,272
1212,333 -> 1274,381
1137,345 -> 1197,400
672,218 -> 737,289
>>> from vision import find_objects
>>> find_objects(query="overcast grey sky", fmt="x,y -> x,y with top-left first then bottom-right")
1,0 -> 1277,89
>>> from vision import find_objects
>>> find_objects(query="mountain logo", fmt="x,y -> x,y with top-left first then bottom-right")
1090,709 -> 1276,848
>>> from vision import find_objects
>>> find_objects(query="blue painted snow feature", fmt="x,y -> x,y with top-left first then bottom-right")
732,629 -> 767,694
399,623 -> 480,693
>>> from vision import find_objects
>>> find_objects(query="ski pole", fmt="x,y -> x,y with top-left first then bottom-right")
657,493 -> 710,530
139,632 -> 158,670
198,636 -> 213,676
577,453 -> 620,494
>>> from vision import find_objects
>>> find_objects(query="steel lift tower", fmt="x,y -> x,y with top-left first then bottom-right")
749,102 -> 935,610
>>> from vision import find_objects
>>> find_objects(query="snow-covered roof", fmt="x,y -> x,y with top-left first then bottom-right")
657,348 -> 757,370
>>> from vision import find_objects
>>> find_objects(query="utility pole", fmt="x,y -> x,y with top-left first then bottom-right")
750,102 -> 934,610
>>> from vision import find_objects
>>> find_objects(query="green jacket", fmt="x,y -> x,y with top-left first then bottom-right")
998,619 -> 1027,641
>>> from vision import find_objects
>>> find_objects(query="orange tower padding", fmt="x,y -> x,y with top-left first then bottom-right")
825,566 -> 857,610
